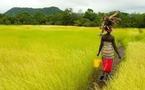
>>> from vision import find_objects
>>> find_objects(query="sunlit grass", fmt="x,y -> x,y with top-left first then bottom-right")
0,25 -> 144,90
104,42 -> 145,90
104,30 -> 145,90
0,25 -> 100,90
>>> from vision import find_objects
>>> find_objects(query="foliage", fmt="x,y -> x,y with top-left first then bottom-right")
1,7 -> 145,27
5,7 -> 62,16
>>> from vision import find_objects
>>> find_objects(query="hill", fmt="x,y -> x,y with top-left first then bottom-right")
4,7 -> 63,16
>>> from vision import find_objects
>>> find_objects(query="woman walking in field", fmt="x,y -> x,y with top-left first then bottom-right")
97,28 -> 121,80
97,12 -> 121,80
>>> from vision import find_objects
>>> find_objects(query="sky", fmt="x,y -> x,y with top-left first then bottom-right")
0,0 -> 145,13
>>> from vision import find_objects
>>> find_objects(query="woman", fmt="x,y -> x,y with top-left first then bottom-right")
97,27 -> 121,80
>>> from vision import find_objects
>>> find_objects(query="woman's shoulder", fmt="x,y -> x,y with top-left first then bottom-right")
102,34 -> 114,41
102,34 -> 114,38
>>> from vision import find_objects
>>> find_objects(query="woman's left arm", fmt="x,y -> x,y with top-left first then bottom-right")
97,37 -> 103,56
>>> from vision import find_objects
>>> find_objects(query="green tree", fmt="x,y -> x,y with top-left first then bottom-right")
33,12 -> 46,24
0,14 -> 4,24
60,8 -> 78,25
15,12 -> 32,24
83,9 -> 97,21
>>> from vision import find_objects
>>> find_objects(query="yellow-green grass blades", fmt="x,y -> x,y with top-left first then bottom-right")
0,25 -> 100,90
0,25 -> 144,90
104,42 -> 145,90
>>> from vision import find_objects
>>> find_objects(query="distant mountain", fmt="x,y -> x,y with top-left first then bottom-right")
5,7 -> 63,16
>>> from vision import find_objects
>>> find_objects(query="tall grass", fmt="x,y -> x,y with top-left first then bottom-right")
104,30 -> 145,90
0,25 -> 100,90
104,42 -> 145,90
0,25 -> 144,90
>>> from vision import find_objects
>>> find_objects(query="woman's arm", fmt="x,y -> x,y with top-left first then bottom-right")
112,37 -> 121,59
97,37 -> 104,56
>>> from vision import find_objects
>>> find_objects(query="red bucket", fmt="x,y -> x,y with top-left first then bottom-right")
102,58 -> 113,73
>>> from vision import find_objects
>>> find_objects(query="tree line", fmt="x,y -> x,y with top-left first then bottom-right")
0,8 -> 145,28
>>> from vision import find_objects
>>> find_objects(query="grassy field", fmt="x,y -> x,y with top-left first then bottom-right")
104,30 -> 145,90
0,25 -> 144,90
0,25 -> 100,90
104,42 -> 145,90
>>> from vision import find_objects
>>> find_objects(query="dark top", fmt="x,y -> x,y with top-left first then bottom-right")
98,33 -> 120,58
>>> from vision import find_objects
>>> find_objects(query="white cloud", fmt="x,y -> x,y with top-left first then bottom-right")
0,0 -> 145,13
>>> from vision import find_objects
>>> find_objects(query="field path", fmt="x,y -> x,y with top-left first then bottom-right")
88,44 -> 125,90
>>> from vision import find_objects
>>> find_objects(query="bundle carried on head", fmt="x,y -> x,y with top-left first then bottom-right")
101,11 -> 121,33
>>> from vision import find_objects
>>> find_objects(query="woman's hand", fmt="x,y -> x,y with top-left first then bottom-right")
118,55 -> 121,59
97,53 -> 100,56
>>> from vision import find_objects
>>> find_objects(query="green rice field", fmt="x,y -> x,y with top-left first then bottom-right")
0,25 -> 144,90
